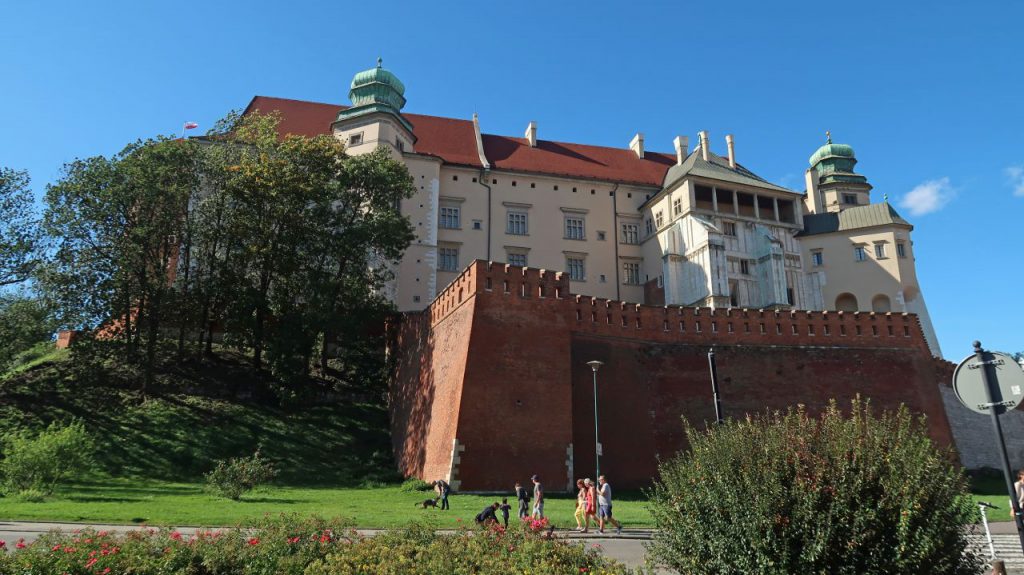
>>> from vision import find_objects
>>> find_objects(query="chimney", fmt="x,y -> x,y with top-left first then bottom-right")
805,167 -> 822,213
699,130 -> 710,161
525,121 -> 537,148
629,133 -> 644,158
673,136 -> 689,165
725,134 -> 736,168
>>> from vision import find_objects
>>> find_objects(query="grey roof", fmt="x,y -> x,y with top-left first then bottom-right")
798,202 -> 912,236
663,150 -> 797,194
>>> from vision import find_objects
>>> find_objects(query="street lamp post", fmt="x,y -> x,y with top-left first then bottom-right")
587,360 -> 604,479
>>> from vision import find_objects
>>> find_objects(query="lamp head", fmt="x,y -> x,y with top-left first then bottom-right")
587,360 -> 603,372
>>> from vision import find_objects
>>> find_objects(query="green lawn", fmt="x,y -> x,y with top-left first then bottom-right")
0,478 -> 653,529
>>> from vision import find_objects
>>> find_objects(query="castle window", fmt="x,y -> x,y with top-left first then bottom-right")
854,246 -> 867,262
645,219 -> 654,235
396,139 -> 405,152
621,223 -> 640,244
439,207 -> 461,229
566,258 -> 586,281
452,175 -> 458,181
473,221 -> 482,230
597,231 -> 606,241
723,221 -> 736,236
673,196 -> 682,215
348,132 -> 363,146
874,243 -> 887,259
507,253 -> 527,267
811,251 -> 824,267
623,262 -> 641,285
507,212 -> 528,235
896,242 -> 907,258
740,260 -> 751,275
843,193 -> 858,205
655,211 -> 664,229
564,217 -> 586,240
439,247 -> 459,272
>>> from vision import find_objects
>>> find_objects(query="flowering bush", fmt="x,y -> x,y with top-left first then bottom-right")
205,447 -> 278,500
0,420 -> 94,497
0,514 -> 353,575
305,521 -> 636,575
0,515 -> 638,575
646,398 -> 981,575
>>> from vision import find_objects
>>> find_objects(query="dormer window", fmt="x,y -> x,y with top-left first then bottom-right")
348,132 -> 364,146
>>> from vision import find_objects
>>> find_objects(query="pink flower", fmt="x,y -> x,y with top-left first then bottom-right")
287,536 -> 300,544
102,569 -> 111,574
16,539 -> 26,549
0,540 -> 6,549
170,531 -> 183,541
85,558 -> 98,569
248,537 -> 260,546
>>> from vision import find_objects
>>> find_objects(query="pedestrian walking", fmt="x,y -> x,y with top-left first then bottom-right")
500,497 -> 511,528
584,478 -> 598,527
597,475 -> 622,534
531,474 -> 544,519
434,479 -> 451,510
515,481 -> 530,518
573,478 -> 590,532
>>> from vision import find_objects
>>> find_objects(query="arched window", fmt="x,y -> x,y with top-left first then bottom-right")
871,294 -> 892,313
835,293 -> 858,312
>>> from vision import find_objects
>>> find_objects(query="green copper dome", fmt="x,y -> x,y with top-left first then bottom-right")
348,58 -> 406,110
807,133 -> 868,187
808,142 -> 855,167
336,58 -> 414,136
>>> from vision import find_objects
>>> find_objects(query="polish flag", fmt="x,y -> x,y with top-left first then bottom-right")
183,122 -> 199,130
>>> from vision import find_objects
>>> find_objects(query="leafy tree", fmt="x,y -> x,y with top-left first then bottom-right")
0,420 -> 94,497
0,167 -> 42,288
647,398 -> 980,575
44,138 -> 201,392
0,293 -> 57,372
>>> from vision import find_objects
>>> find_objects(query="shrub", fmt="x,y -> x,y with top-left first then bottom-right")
0,515 -> 637,575
305,520 -> 636,575
0,514 -> 353,575
13,488 -> 46,502
399,477 -> 433,492
0,420 -> 94,496
646,398 -> 981,575
205,447 -> 278,500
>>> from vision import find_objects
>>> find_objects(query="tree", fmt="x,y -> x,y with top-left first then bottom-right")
0,167 -> 42,288
44,138 -> 201,392
647,399 -> 980,575
0,292 -> 57,372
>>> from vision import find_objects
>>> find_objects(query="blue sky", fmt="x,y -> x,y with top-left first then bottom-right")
3,0 -> 1022,359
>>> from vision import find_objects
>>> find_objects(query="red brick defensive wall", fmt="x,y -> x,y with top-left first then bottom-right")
388,260 -> 955,491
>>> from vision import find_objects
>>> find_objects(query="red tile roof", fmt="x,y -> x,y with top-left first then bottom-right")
243,96 -> 674,187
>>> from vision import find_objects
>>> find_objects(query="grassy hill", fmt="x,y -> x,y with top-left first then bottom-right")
0,346 -> 397,486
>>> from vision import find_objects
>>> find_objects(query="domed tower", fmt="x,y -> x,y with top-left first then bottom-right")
804,132 -> 872,213
332,58 -> 416,155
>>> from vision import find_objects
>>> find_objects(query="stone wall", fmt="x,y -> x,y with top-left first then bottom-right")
389,260 -> 956,491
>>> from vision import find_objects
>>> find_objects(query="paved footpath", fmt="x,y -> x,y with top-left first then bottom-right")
1,521 -> 1019,573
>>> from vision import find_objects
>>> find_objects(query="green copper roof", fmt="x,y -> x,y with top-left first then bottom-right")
808,133 -> 867,187
662,149 -> 797,194
798,202 -> 911,236
336,58 -> 413,134
348,58 -> 407,110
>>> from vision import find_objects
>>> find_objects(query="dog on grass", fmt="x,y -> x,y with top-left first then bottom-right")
417,497 -> 440,509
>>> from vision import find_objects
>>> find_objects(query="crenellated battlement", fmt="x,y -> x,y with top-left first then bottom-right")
426,260 -> 932,353
428,260 -> 571,325
566,297 -> 930,350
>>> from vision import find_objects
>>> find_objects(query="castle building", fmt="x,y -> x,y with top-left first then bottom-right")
243,60 -> 940,356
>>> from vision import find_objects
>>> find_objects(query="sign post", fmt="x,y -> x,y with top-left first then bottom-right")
953,341 -> 1024,555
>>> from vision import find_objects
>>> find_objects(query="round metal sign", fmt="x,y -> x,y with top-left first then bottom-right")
953,351 -> 1024,415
